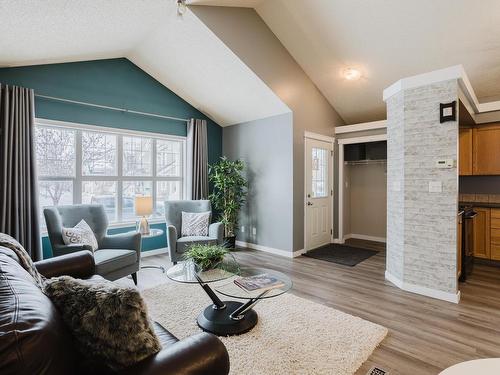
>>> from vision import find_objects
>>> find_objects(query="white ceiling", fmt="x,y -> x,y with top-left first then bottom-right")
0,0 -> 289,126
196,0 -> 500,124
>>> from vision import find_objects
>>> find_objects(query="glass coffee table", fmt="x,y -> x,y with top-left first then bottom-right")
167,257 -> 292,336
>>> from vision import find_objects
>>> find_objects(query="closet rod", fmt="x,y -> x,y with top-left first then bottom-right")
35,94 -> 190,123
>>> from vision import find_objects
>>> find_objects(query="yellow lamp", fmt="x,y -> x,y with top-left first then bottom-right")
135,196 -> 153,235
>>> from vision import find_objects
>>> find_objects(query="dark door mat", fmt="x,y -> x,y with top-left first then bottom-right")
303,243 -> 378,266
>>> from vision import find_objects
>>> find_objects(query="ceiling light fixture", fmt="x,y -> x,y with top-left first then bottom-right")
177,0 -> 187,16
343,68 -> 361,81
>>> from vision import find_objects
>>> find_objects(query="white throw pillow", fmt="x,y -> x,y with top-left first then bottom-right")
62,219 -> 99,251
181,211 -> 211,237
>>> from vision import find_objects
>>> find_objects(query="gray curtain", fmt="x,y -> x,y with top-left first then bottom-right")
0,84 -> 42,260
187,119 -> 209,200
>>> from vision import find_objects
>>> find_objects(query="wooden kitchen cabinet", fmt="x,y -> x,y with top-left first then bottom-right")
459,128 -> 473,175
473,124 -> 500,175
473,207 -> 490,259
490,209 -> 500,260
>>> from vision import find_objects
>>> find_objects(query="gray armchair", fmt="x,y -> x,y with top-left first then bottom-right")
165,200 -> 224,264
44,204 -> 141,284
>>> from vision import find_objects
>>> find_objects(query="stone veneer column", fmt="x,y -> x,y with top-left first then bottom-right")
386,79 -> 459,301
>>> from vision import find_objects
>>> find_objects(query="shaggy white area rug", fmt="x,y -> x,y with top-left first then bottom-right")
142,282 -> 387,375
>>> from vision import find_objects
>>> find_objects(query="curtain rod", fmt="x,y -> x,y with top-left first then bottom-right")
34,94 -> 190,123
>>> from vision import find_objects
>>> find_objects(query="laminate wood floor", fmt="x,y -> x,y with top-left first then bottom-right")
120,239 -> 500,375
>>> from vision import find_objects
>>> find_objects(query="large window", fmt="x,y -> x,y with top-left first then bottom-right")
35,121 -> 185,226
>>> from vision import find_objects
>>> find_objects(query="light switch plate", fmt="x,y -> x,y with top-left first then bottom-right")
429,180 -> 442,193
392,181 -> 401,192
435,159 -> 455,168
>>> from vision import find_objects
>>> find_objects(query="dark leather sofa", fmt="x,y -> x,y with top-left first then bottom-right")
0,246 -> 230,375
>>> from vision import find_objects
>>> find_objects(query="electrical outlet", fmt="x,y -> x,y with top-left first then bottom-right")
241,225 -> 245,233
252,227 -> 257,235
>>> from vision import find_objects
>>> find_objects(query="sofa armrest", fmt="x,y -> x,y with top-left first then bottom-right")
52,243 -> 93,257
120,332 -> 229,375
166,225 -> 178,258
209,222 -> 224,245
35,250 -> 95,279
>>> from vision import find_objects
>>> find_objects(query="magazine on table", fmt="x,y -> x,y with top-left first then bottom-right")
234,273 -> 285,292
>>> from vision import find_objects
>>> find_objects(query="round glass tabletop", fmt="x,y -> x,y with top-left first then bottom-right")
214,267 -> 292,300
166,254 -> 241,284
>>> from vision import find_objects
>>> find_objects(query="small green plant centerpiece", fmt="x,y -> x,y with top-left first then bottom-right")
209,157 -> 247,249
184,244 -> 229,271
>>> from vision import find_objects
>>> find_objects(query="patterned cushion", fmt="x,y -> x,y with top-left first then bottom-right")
181,211 -> 210,237
62,220 -> 98,251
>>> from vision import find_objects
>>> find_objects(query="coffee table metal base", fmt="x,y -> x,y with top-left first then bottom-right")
197,301 -> 258,336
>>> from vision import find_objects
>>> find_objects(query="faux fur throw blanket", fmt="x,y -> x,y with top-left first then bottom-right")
0,233 -> 45,289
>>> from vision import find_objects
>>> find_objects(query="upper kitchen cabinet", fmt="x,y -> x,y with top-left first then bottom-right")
473,123 -> 500,175
459,128 -> 473,175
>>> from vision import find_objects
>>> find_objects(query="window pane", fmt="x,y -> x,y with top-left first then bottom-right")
82,181 -> 117,221
155,181 -> 181,216
82,131 -> 117,176
123,136 -> 152,176
38,180 -> 73,226
311,147 -> 328,198
39,180 -> 73,207
35,127 -> 75,177
157,140 -> 182,177
122,181 -> 153,220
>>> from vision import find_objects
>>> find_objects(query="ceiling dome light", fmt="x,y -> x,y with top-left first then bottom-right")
343,68 -> 361,81
177,0 -> 187,16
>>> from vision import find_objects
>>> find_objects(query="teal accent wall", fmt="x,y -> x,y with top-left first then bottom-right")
0,58 -> 222,258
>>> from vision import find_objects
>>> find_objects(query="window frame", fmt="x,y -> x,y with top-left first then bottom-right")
36,118 -> 187,230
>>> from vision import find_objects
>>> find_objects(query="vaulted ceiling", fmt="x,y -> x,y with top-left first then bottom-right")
0,0 -> 289,126
194,0 -> 500,124
2,0 -> 500,126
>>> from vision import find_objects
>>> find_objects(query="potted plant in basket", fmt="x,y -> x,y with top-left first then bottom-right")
184,244 -> 229,271
209,156 -> 247,249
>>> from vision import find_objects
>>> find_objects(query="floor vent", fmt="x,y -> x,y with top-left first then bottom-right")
367,366 -> 389,375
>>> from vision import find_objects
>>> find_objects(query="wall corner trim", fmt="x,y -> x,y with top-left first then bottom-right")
382,64 -> 500,114
385,270 -> 460,304
235,240 -> 302,258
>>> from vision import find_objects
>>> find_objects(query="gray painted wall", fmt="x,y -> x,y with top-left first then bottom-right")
223,113 -> 294,251
193,6 -> 343,252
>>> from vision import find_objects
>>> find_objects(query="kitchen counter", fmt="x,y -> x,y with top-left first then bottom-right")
460,202 -> 500,208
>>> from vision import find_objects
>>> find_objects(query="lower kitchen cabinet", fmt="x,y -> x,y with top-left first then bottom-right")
473,207 -> 490,259
490,209 -> 500,260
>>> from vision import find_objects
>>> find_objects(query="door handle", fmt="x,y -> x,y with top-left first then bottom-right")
307,202 -> 313,206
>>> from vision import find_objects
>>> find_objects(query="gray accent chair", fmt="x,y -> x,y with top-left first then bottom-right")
165,200 -> 224,264
44,204 -> 141,284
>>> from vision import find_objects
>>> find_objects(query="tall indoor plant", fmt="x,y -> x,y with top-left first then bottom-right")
209,157 -> 247,249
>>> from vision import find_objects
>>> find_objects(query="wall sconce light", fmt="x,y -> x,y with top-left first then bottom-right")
440,101 -> 456,123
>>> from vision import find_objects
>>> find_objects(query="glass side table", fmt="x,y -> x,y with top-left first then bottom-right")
127,228 -> 166,273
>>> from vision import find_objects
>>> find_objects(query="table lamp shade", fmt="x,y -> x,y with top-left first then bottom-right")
135,196 -> 153,216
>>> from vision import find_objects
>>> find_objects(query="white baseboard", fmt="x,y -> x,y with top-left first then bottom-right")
344,233 -> 386,243
332,238 -> 344,244
141,247 -> 168,258
385,270 -> 460,304
235,240 -> 301,258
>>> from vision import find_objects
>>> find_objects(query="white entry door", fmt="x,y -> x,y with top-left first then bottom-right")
305,137 -> 333,251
